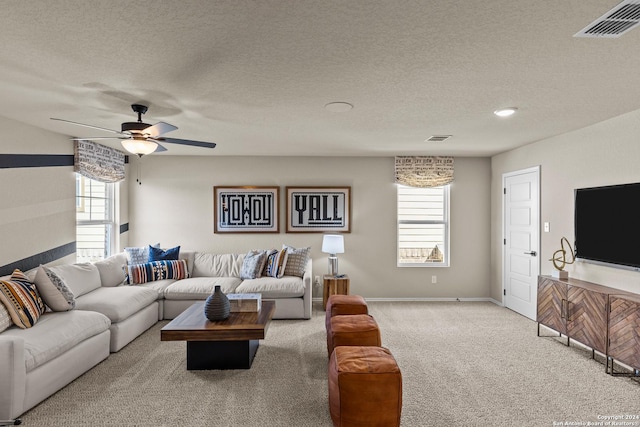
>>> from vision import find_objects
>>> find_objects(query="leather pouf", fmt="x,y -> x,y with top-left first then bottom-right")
204,285 -> 230,320
327,314 -> 381,357
325,294 -> 368,331
329,346 -> 402,427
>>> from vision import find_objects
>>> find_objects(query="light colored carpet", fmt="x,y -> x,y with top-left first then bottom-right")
20,302 -> 640,426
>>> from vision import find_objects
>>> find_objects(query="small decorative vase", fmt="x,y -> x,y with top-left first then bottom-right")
204,285 -> 230,321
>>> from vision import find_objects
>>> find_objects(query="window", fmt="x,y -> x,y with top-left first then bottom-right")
397,185 -> 449,267
76,174 -> 116,263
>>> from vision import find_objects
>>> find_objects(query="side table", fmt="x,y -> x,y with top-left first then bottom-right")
323,274 -> 350,310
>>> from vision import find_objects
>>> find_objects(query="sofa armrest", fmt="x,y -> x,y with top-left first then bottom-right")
302,259 -> 313,319
0,336 -> 26,420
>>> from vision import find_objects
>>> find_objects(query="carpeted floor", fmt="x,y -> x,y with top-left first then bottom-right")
20,301 -> 640,426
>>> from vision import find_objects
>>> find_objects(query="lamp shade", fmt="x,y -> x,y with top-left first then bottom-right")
322,234 -> 344,254
121,139 -> 158,156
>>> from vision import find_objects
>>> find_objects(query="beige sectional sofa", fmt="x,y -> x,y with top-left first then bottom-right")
0,247 -> 311,421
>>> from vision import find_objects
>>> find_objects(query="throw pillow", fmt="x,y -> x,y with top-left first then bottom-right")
282,245 -> 311,277
34,265 -> 76,311
240,250 -> 268,280
128,259 -> 189,285
124,243 -> 161,265
264,248 -> 288,278
0,302 -> 12,333
148,245 -> 180,262
0,269 -> 46,329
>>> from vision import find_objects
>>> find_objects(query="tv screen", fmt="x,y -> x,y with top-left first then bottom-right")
574,182 -> 640,270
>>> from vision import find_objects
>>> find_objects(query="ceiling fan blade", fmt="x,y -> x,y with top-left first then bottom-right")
70,136 -> 128,141
144,122 -> 177,138
154,143 -> 168,153
51,118 -> 124,135
156,137 -> 216,149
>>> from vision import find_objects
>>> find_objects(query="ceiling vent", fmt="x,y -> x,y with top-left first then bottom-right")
425,135 -> 452,142
575,0 -> 640,38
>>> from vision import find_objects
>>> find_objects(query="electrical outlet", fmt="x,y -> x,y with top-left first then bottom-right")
544,222 -> 550,232
431,275 -> 437,284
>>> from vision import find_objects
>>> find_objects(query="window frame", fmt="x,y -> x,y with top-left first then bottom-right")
75,174 -> 117,262
396,184 -> 450,268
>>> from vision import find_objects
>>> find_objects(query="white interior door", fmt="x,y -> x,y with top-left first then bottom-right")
503,167 -> 540,320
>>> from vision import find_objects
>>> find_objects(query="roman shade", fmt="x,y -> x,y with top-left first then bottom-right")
394,156 -> 454,187
74,140 -> 125,183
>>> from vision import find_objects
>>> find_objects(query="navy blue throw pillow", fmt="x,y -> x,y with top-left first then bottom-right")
148,245 -> 180,261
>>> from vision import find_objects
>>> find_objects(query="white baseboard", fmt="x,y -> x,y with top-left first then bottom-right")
313,297 -> 503,306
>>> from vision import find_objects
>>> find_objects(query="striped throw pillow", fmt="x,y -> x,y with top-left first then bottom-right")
0,269 -> 46,329
127,260 -> 189,285
264,249 -> 288,278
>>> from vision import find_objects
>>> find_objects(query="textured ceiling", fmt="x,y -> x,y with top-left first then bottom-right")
1,0 -> 639,157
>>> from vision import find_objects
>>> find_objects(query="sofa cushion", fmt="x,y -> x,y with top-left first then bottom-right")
48,263 -> 101,298
33,265 -> 76,311
0,310 -> 111,371
192,253 -> 244,278
137,279 -> 177,298
240,250 -> 268,280
236,276 -> 305,298
164,277 -> 242,300
0,299 -> 13,333
124,243 -> 160,265
264,249 -> 288,278
282,245 -> 311,278
0,270 -> 46,329
94,253 -> 128,287
74,287 -> 158,322
148,245 -> 180,261
127,260 -> 188,284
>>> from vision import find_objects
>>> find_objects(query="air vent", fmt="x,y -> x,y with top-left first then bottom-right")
575,0 -> 640,38
425,135 -> 452,142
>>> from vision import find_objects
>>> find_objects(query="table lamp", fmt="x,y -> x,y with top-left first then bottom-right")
322,234 -> 344,276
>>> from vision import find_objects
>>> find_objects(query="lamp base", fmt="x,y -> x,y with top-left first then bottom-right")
328,256 -> 339,276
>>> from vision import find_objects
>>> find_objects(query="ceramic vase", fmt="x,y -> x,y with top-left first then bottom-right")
204,285 -> 230,320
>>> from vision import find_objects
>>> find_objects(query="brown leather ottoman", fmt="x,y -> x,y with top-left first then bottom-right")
327,314 -> 381,357
329,346 -> 402,427
325,294 -> 368,331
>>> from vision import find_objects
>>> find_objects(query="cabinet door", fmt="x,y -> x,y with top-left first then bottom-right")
567,286 -> 608,353
608,295 -> 640,371
537,277 -> 567,334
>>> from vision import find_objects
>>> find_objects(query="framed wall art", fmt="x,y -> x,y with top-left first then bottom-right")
286,186 -> 351,233
214,186 -> 279,233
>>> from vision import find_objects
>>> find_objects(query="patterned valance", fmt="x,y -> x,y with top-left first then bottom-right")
74,140 -> 125,183
394,156 -> 454,187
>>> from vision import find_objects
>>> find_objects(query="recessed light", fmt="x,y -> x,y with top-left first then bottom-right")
494,107 -> 517,117
325,102 -> 353,112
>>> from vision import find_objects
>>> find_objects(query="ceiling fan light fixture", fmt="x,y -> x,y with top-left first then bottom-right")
494,107 -> 517,117
121,139 -> 158,156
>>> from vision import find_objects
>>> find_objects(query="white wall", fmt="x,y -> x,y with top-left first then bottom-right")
0,116 -> 77,268
491,109 -> 640,300
128,155 -> 492,299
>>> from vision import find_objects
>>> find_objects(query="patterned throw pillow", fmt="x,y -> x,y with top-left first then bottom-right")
34,265 -> 76,311
282,245 -> 311,277
0,269 -> 46,329
264,249 -> 288,278
240,250 -> 268,280
124,243 -> 161,265
148,245 -> 180,262
0,302 -> 12,333
127,260 -> 188,285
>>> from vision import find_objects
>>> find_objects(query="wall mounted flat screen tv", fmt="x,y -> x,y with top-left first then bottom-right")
574,182 -> 640,271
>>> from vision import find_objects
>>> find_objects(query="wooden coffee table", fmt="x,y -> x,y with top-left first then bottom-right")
161,300 -> 275,370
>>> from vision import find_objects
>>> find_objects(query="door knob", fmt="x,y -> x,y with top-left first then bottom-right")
524,251 -> 537,256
